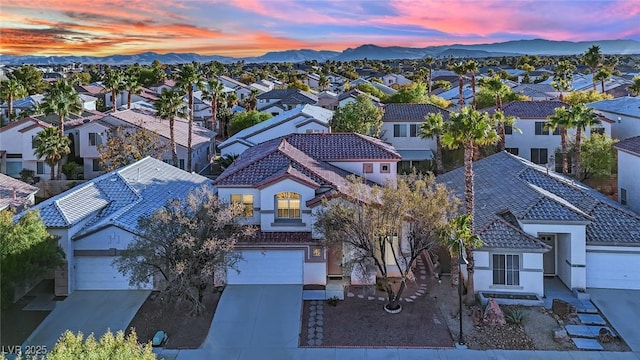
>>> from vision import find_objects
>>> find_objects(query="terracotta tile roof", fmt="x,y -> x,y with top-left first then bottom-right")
0,117 -> 51,133
615,136 -> 640,157
382,103 -> 450,122
0,174 -> 39,211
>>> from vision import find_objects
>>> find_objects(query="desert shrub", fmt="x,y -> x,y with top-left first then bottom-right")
506,307 -> 527,325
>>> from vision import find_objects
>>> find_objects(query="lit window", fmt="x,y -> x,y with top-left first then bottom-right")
363,163 -> 373,173
276,192 -> 301,219
231,194 -> 254,217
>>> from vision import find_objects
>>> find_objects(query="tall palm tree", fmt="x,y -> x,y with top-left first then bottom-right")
440,215 -> 481,289
478,76 -> 511,150
102,67 -> 124,112
419,113 -> 445,174
441,106 -> 499,303
594,67 -> 612,93
629,76 -> 640,96
246,88 -> 259,111
201,78 -> 224,132
448,62 -> 467,109
123,66 -> 143,109
582,45 -> 602,91
571,104 -> 601,178
545,106 -> 571,174
0,79 -> 27,122
466,60 -> 479,109
219,92 -> 237,139
155,89 -> 187,167
42,79 -> 81,135
176,63 -> 205,172
552,60 -> 576,100
425,56 -> 434,93
32,127 -> 70,180
318,74 -> 330,91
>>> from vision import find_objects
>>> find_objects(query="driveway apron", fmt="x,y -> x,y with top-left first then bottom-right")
22,290 -> 150,350
588,288 -> 640,352
202,285 -> 302,351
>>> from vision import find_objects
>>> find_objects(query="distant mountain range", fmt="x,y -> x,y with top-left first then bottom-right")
1,39 -> 639,66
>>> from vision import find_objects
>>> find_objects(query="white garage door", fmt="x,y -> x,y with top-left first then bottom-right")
227,250 -> 304,285
75,256 -> 151,290
587,251 -> 640,290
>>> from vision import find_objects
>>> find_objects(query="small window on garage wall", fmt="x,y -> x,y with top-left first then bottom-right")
620,188 -> 627,206
380,163 -> 390,173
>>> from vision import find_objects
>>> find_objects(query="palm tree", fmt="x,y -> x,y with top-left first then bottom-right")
492,110 -> 517,152
629,76 -> 640,96
545,106 -> 571,174
425,56 -> 434,93
441,106 -> 499,303
419,113 -> 445,174
32,127 -> 70,180
594,68 -> 612,93
155,89 -> 187,167
318,74 -> 330,91
0,79 -> 27,122
552,60 -> 576,100
440,215 -> 481,290
582,45 -> 602,91
571,104 -> 601,179
176,63 -> 205,172
478,76 -> 512,151
123,66 -> 143,109
42,79 -> 81,134
246,88 -> 259,111
448,62 -> 467,109
219,92 -> 237,139
102,67 -> 124,112
201,78 -> 224,132
466,60 -> 479,109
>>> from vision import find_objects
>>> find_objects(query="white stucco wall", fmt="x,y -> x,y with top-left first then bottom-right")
473,250 -> 545,296
259,179 -> 315,232
617,151 -> 640,214
304,262 -> 327,285
328,161 -> 397,185
216,188 -> 261,225
381,122 -> 437,152
591,110 -> 640,140
74,227 -> 137,251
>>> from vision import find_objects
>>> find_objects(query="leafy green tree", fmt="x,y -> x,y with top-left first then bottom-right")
67,72 -> 91,86
228,110 -> 272,136
441,106 -> 499,303
577,133 -> 617,181
356,83 -> 385,99
114,186 -> 254,315
314,174 -> 458,313
102,67 -> 124,112
331,94 -> 383,136
287,79 -> 310,92
1,210 -> 64,308
33,127 -> 70,180
176,63 -> 205,172
98,126 -> 168,172
46,330 -> 155,360
0,79 -> 27,122
384,82 -> 428,103
42,79 -> 81,134
571,104 -> 601,178
629,76 -> 640,96
420,113 -> 445,174
8,65 -> 48,94
433,80 -> 452,91
155,89 -> 187,167
563,90 -> 612,105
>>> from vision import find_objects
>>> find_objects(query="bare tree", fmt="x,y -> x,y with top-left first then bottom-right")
314,174 -> 458,313
114,186 -> 255,315
98,125 -> 168,172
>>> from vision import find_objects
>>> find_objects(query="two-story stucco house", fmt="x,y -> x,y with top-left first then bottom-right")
587,96 -> 640,140
381,103 -> 450,173
257,89 -> 318,117
438,151 -> 640,297
0,118 -> 52,178
218,105 -> 333,157
213,133 -> 401,290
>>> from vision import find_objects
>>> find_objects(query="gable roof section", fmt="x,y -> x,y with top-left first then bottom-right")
19,157 -> 210,238
0,117 -> 51,133
477,219 -> 550,251
283,133 -> 400,161
587,97 -> 640,118
257,89 -> 318,103
218,105 -> 332,150
0,174 -> 39,211
437,151 -> 640,247
382,103 -> 450,122
615,136 -> 640,157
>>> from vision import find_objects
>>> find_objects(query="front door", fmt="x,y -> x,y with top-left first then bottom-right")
540,234 -> 556,276
327,243 -> 343,278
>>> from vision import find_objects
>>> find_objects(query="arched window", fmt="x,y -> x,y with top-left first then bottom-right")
276,192 -> 301,219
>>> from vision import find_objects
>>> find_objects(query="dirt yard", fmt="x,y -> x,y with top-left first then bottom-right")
126,288 -> 220,349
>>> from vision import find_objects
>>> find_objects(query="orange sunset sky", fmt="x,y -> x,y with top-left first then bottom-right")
1,0 -> 639,58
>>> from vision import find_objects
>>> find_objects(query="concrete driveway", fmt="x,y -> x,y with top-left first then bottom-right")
589,288 -> 640,352
194,285 -> 302,359
22,290 -> 150,350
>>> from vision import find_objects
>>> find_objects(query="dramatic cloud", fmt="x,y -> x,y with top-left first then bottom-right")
1,0 -> 638,57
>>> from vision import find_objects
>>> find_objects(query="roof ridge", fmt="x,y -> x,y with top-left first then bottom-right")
214,140 -> 282,183
479,217 -> 551,250
352,132 -> 401,158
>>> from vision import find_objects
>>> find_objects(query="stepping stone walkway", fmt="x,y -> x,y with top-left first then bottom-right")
577,313 -> 606,326
572,338 -> 604,351
307,300 -> 324,346
345,253 -> 432,303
